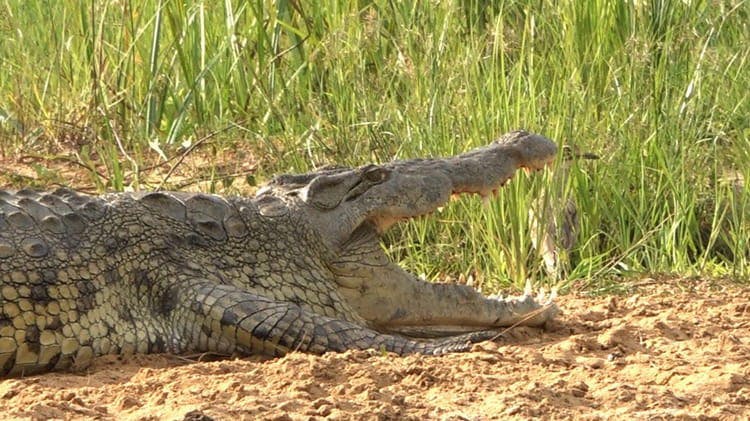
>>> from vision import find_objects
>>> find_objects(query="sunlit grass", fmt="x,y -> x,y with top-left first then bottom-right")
0,0 -> 748,290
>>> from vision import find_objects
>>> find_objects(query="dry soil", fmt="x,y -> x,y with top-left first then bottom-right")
0,277 -> 748,420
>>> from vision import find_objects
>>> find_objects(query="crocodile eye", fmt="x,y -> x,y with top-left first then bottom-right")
363,166 -> 390,183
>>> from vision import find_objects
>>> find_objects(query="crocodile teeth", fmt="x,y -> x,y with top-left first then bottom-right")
536,287 -> 547,302
489,280 -> 559,304
479,189 -> 493,207
549,287 -> 558,302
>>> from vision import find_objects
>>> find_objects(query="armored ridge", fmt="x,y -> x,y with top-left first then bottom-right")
0,130 -> 558,376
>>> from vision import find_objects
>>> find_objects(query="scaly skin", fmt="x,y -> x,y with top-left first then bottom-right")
0,130 -> 558,376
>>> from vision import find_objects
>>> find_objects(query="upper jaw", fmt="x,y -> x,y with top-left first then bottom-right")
361,132 -> 558,233
266,131 -> 558,246
365,163 -> 529,235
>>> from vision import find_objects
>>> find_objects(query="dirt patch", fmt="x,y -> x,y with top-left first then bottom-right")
0,277 -> 748,420
0,143 -> 259,194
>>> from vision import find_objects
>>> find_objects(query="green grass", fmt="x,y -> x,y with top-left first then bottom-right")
0,0 -> 748,291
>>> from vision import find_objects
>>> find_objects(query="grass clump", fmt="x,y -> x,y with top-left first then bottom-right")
0,0 -> 748,290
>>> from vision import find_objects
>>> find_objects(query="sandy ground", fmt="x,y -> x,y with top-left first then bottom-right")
0,277 -> 747,420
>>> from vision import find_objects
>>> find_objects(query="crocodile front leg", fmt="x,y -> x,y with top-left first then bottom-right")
175,280 -> 498,356
336,264 -> 558,337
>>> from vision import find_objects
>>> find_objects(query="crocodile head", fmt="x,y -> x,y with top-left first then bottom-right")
256,130 -> 558,331
259,130 -> 557,247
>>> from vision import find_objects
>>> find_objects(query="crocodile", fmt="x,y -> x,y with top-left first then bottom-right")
0,130 -> 559,377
